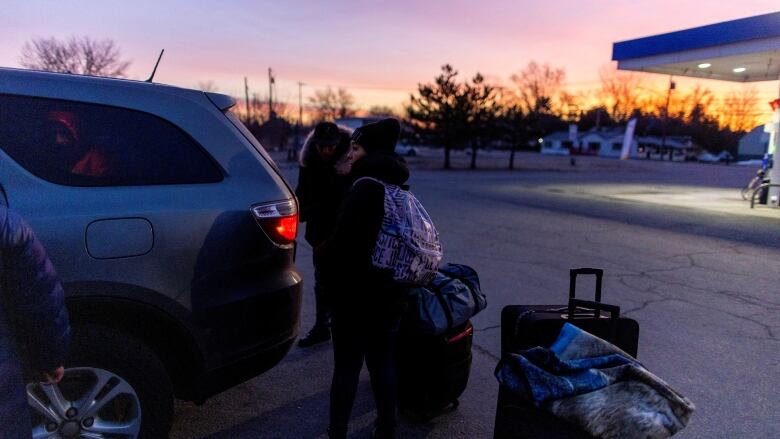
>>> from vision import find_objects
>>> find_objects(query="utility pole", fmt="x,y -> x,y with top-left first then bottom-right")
244,77 -> 251,124
661,76 -> 675,160
290,81 -> 304,161
252,93 -> 261,122
595,107 -> 602,130
268,68 -> 275,120
298,81 -> 304,129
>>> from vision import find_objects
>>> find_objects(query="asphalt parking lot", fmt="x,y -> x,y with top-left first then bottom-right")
171,150 -> 780,438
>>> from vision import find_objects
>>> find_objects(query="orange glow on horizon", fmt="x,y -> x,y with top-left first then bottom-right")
229,69 -> 775,132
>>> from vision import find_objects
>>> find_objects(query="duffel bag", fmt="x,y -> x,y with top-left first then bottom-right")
405,263 -> 487,336
440,263 -> 487,314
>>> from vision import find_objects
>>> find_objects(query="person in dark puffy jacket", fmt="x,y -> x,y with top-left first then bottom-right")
0,206 -> 70,439
315,118 -> 407,439
296,122 -> 352,347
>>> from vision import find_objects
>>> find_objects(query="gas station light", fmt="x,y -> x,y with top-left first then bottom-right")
732,67 -> 746,73
697,63 -> 711,69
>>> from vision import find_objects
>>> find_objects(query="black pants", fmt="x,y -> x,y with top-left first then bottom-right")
329,312 -> 400,437
313,266 -> 332,329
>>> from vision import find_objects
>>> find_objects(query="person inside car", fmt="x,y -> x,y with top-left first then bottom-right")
46,111 -> 113,179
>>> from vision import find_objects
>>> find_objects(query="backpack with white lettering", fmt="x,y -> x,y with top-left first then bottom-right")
354,177 -> 442,285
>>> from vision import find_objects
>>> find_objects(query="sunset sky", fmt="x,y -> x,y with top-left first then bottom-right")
2,1 -> 778,117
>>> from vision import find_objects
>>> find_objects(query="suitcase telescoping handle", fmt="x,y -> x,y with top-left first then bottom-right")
569,268 -> 603,302
568,298 -> 620,320
568,298 -> 621,344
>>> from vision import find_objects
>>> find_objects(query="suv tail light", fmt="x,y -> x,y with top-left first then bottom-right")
250,200 -> 298,246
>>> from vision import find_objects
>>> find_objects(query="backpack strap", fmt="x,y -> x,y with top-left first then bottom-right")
352,176 -> 387,189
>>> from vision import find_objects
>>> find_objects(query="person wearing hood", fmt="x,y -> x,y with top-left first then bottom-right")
295,122 -> 352,347
314,118 -> 407,439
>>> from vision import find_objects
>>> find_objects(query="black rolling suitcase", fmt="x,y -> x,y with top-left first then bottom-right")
397,320 -> 473,419
494,268 -> 640,439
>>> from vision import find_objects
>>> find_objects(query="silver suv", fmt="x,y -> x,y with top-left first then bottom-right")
0,68 -> 302,437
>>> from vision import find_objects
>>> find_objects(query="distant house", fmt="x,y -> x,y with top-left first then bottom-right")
636,136 -> 698,161
577,131 -> 609,156
579,129 -> 638,158
540,131 -> 575,156
541,127 -> 638,158
541,127 -> 697,161
738,125 -> 770,160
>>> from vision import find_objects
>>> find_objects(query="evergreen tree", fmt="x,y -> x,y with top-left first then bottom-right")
406,64 -> 468,169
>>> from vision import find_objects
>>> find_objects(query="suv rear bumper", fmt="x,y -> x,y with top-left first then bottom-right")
194,274 -> 303,400
197,327 -> 297,401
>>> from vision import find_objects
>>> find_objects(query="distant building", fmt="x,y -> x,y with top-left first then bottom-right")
635,136 -> 698,161
579,129 -> 638,158
540,131 -> 575,156
738,125 -> 770,160
541,127 -> 697,161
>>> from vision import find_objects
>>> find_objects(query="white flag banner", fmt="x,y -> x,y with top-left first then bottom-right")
621,118 -> 637,160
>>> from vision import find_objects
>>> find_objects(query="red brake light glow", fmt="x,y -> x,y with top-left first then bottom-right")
274,215 -> 298,243
250,200 -> 298,246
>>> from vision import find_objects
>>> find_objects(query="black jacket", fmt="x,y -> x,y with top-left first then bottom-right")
0,207 -> 70,438
314,153 -> 410,321
295,129 -> 351,247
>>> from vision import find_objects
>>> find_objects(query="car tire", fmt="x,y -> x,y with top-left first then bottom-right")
27,325 -> 174,439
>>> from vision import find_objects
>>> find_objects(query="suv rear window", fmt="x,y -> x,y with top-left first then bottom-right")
0,94 -> 223,186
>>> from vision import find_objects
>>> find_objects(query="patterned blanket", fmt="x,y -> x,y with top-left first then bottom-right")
495,323 -> 695,439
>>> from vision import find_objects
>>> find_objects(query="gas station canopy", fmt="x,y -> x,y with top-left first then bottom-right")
612,12 -> 780,82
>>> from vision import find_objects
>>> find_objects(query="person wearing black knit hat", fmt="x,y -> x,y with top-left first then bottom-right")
315,118 -> 407,439
296,121 -> 352,348
349,118 -> 401,155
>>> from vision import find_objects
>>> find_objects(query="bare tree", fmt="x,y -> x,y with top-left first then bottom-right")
269,100 -> 295,122
680,84 -> 715,124
336,88 -> 355,119
20,36 -> 130,77
196,80 -> 219,92
719,86 -> 761,132
558,90 -> 581,121
504,62 -> 570,164
308,86 -> 355,121
510,62 -> 566,115
309,88 -> 337,121
367,105 -> 397,117
597,65 -> 646,122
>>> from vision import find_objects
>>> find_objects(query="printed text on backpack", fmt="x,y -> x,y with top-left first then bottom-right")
354,177 -> 442,285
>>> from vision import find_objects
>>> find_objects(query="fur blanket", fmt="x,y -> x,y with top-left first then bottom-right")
495,323 -> 695,439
